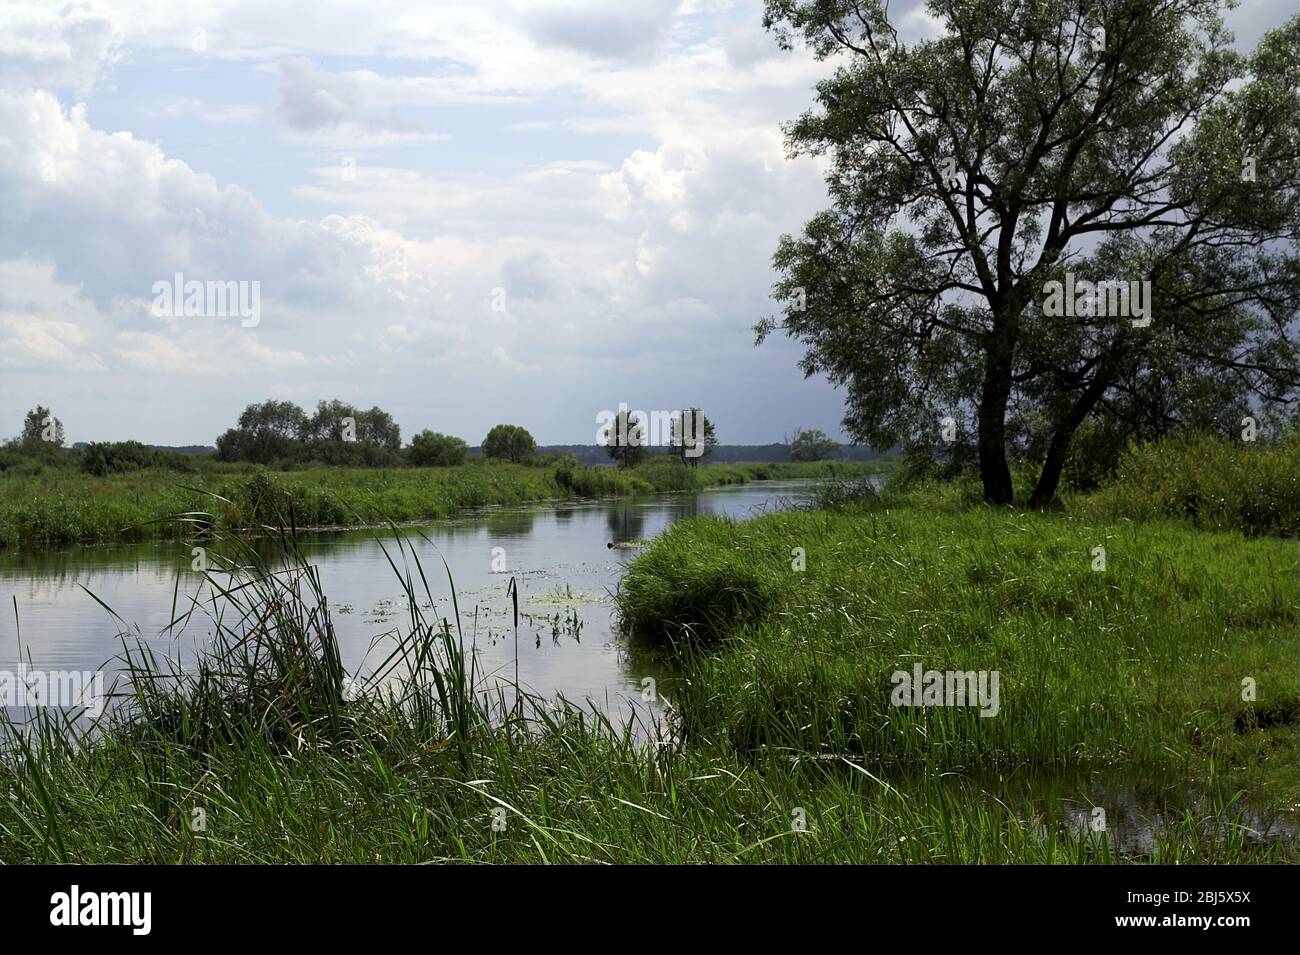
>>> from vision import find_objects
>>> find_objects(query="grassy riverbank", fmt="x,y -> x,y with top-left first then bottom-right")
0,458 -> 871,548
1,491 -> 1294,863
619,506 -> 1299,805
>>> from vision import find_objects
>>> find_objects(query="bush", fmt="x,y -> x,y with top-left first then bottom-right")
633,454 -> 697,492
407,431 -> 468,467
215,427 -> 300,464
80,441 -> 185,476
482,424 -> 536,464
301,439 -> 399,468
1088,433 -> 1300,536
616,516 -> 777,644
892,442 -> 979,489
0,445 -> 59,476
551,453 -> 582,487
1057,417 -> 1132,492
554,460 -> 643,497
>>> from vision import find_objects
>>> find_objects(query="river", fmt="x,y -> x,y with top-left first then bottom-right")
0,480 -> 816,721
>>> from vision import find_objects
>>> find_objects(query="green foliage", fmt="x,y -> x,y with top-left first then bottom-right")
80,441 -> 195,476
482,424 -> 536,464
600,407 -> 649,468
618,516 -> 777,643
760,1 -> 1300,504
635,454 -> 716,491
810,474 -> 882,510
788,427 -> 839,462
407,430 -> 468,467
215,399 -> 307,463
1085,432 -> 1300,536
16,405 -> 64,448
0,445 -> 59,476
299,438 -> 400,468
0,458 -> 870,547
554,457 -> 644,496
1049,416 -> 1132,493
669,408 -> 718,465
215,399 -> 402,465
303,400 -> 401,449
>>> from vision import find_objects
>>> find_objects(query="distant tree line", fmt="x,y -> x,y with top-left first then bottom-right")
4,400 -> 869,476
0,406 -> 206,476
214,401 -> 546,468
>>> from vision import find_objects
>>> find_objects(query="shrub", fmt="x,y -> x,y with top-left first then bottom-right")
555,461 -> 639,497
0,445 -> 59,475
811,476 -> 882,510
1088,433 -> 1300,536
634,454 -> 697,492
80,441 -> 173,476
407,431 -> 468,467
302,439 -> 399,468
482,424 -> 536,464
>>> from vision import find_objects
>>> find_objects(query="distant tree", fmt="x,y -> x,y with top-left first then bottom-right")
19,405 -> 63,448
241,400 -> 307,440
213,398 -> 403,465
303,400 -> 401,449
215,399 -> 307,463
408,430 -> 468,467
669,408 -> 718,466
359,406 -> 402,450
788,428 -> 840,462
603,408 -> 647,468
213,428 -> 253,462
482,424 -> 536,464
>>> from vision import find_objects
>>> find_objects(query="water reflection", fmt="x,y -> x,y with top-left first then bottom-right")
0,482 -> 819,724
605,504 -> 648,543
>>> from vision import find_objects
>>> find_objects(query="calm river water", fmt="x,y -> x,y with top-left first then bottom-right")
0,480 -> 814,721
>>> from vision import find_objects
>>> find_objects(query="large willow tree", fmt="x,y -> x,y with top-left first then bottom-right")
758,0 -> 1300,504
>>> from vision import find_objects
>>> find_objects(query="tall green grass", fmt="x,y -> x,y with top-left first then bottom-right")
0,459 -> 867,548
1084,432 -> 1300,536
616,507 -> 1300,814
1,512 -> 1285,863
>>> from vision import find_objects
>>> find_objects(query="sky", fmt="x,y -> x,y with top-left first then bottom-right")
0,0 -> 1292,446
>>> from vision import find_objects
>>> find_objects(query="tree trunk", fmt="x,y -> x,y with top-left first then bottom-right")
1028,427 -> 1074,507
977,343 -> 1015,505
1028,369 -> 1115,508
977,408 -> 1014,504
